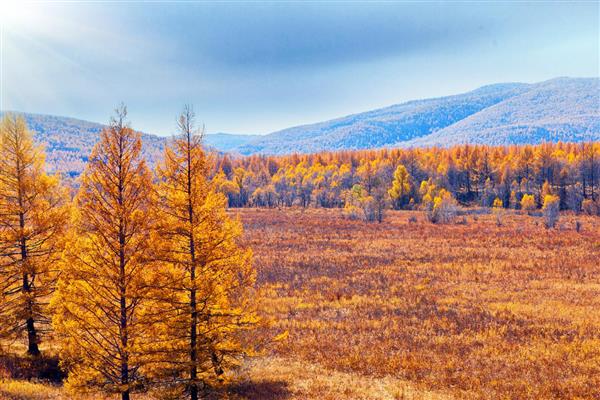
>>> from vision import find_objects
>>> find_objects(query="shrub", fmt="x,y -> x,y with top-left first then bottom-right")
520,194 -> 536,214
493,197 -> 504,225
566,183 -> 583,212
427,189 -> 457,224
342,204 -> 362,220
343,184 -> 379,222
361,196 -> 378,222
582,198 -> 600,216
542,195 -> 560,229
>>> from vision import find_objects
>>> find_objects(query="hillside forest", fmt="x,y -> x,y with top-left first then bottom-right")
212,142 -> 600,222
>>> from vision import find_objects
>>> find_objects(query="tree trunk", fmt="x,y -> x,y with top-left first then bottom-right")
187,130 -> 199,400
25,299 -> 39,356
118,132 -> 129,400
20,211 -> 39,356
190,270 -> 198,400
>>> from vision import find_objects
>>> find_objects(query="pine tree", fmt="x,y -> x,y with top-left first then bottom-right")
0,114 -> 69,356
150,106 -> 257,399
52,106 -> 155,399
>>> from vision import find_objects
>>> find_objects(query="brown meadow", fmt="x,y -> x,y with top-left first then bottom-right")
240,208 -> 600,400
2,207 -> 600,399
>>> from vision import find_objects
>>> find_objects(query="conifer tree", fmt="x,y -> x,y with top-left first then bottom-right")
52,105 -> 154,400
388,164 -> 412,210
151,106 -> 256,400
0,114 -> 69,356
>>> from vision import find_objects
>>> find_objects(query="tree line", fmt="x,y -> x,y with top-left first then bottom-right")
0,107 -> 257,400
211,141 -> 600,222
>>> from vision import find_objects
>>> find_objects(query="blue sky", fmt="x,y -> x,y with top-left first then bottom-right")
0,1 -> 598,136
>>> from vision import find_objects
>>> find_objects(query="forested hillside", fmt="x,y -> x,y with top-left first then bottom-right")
405,77 -> 600,147
236,77 -> 599,154
235,83 -> 530,154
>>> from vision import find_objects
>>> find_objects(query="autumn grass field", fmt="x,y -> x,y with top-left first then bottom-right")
240,208 -> 600,400
2,207 -> 600,399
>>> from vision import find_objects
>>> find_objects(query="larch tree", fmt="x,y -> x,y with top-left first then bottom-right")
52,105 -> 155,400
150,106 -> 257,400
0,114 -> 69,356
388,164 -> 412,210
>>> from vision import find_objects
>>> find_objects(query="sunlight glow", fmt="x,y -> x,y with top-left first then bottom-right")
0,1 -> 45,31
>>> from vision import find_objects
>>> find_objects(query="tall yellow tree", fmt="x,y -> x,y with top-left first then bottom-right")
151,106 -> 256,400
52,106 -> 154,400
388,164 -> 412,210
0,114 -> 69,356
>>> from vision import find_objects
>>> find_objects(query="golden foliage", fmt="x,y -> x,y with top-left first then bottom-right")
52,106 -> 155,398
149,107 -> 257,398
0,114 -> 69,356
520,194 -> 536,213
213,142 -> 600,217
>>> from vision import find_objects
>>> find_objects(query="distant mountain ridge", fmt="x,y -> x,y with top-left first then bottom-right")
0,112 -> 166,176
0,112 -> 256,176
203,133 -> 261,152
235,77 -> 599,154
402,78 -> 600,147
2,77 -> 598,175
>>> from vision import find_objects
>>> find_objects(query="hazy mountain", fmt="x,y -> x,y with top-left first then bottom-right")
401,77 -> 600,147
203,133 -> 261,152
235,77 -> 599,154
0,112 -> 166,177
0,112 -> 255,176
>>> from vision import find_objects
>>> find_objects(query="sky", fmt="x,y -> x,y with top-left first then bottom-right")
0,1 -> 598,136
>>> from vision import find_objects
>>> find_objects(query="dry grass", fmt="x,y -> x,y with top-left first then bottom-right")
238,208 -> 600,400
230,356 -> 452,400
0,380 -> 125,400
2,208 -> 599,399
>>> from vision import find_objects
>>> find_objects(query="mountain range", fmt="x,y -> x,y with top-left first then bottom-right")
1,77 -> 598,175
235,77 -> 599,154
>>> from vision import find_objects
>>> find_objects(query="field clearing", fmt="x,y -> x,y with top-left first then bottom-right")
238,208 -> 600,400
2,207 -> 600,399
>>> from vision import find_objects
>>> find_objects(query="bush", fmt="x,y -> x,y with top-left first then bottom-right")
427,190 -> 458,224
520,194 -> 536,214
582,199 -> 600,216
342,204 -> 362,220
360,196 -> 378,222
343,185 -> 379,222
493,197 -> 504,226
456,216 -> 468,225
542,195 -> 560,229
0,354 -> 64,382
